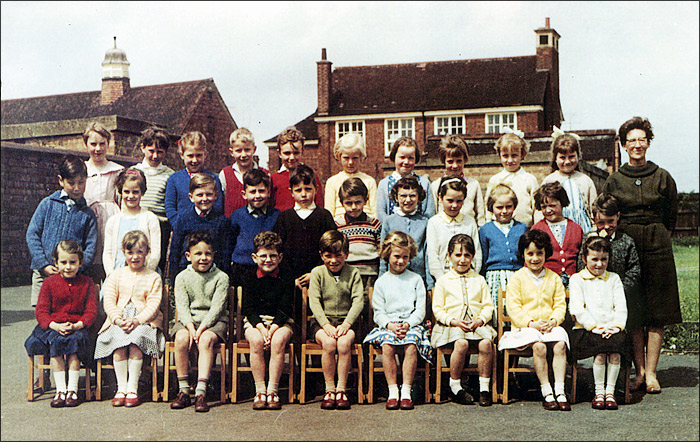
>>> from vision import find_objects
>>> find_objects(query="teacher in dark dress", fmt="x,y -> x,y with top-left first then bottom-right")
602,116 -> 681,395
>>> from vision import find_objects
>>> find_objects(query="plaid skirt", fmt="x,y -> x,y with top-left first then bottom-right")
94,302 -> 164,360
363,324 -> 433,363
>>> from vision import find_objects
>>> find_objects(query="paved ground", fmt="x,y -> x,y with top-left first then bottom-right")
2,285 -> 698,441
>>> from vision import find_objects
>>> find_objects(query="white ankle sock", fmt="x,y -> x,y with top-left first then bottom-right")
554,381 -> 566,397
126,358 -> 142,394
255,381 -> 267,395
449,377 -> 462,395
540,383 -> 553,399
53,371 -> 67,393
336,380 -> 347,393
479,377 -> 490,393
593,362 -> 606,395
606,362 -> 621,396
113,359 -> 128,393
67,370 -> 80,393
178,376 -> 190,394
400,384 -> 412,400
387,384 -> 399,400
267,381 -> 278,395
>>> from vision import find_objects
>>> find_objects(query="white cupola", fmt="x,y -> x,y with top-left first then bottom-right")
100,37 -> 130,106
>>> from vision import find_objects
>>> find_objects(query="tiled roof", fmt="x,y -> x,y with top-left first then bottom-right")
1,79 -> 218,134
264,111 -> 319,144
329,56 -> 550,116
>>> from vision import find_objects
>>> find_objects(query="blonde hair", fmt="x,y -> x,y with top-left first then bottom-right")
333,133 -> 367,160
121,230 -> 150,253
486,184 -> 518,213
439,134 -> 469,163
494,133 -> 530,156
178,131 -> 207,155
379,231 -> 417,262
82,121 -> 112,144
229,127 -> 255,146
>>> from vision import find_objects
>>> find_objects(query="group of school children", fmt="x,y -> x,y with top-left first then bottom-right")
23,117 -> 668,415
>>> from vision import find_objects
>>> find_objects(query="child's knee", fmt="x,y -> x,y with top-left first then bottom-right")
453,339 -> 469,353
404,344 -> 418,356
532,341 -> 547,357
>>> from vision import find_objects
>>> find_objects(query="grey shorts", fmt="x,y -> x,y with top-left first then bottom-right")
170,320 -> 228,343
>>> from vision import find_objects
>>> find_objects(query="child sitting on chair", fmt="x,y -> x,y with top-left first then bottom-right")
308,230 -> 365,410
170,230 -> 230,413
25,240 -> 98,408
242,231 -> 295,410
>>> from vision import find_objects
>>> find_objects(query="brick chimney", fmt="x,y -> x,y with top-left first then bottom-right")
100,37 -> 130,106
317,48 -> 332,116
534,18 -> 562,128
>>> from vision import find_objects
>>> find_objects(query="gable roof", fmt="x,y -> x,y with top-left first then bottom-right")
328,55 -> 550,116
1,78 -> 227,135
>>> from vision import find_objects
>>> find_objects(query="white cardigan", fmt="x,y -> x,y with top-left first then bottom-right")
568,269 -> 628,331
102,208 -> 161,276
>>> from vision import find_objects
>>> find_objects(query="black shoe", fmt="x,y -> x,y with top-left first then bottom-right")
478,391 -> 492,407
447,389 -> 474,405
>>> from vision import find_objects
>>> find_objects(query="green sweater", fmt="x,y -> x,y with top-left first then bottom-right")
308,264 -> 364,327
173,263 -> 229,329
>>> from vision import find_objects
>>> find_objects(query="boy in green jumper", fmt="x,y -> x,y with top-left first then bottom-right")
170,230 -> 229,413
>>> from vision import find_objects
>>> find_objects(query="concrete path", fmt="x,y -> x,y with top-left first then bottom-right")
2,285 -> 698,441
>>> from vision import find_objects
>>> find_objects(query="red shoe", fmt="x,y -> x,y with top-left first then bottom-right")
385,398 -> 399,410
605,394 -> 618,410
335,391 -> 351,410
592,394 -> 605,410
111,392 -> 126,407
124,392 -> 140,408
399,398 -> 414,410
320,391 -> 336,410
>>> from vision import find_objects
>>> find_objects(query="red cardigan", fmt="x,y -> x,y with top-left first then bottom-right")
35,274 -> 98,330
531,219 -> 583,276
270,169 -> 324,211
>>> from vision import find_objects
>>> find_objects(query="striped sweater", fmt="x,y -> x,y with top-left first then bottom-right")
133,161 -> 175,221
334,213 -> 381,276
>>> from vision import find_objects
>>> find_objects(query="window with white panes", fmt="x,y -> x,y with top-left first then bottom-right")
385,118 -> 414,156
486,113 -> 516,134
435,116 -> 464,135
336,121 -> 365,141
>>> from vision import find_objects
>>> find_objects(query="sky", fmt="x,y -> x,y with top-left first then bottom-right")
2,1 -> 698,191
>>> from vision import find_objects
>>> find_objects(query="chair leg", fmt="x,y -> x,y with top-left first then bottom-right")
151,357 -> 159,402
491,343 -> 498,404
163,347 -> 171,402
27,356 -> 35,401
85,366 -> 92,401
434,350 -> 443,403
299,346 -> 307,404
230,345 -> 238,404
96,359 -> 102,401
571,362 -> 578,404
219,345 -> 227,404
368,347 -> 375,403
356,345 -> 364,404
501,351 -> 509,404
288,344 -> 295,404
424,360 -> 432,403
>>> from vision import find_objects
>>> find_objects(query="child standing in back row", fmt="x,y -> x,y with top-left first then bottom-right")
83,122 -> 124,282
270,127 -> 323,211
569,235 -> 628,410
219,128 -> 269,218
25,241 -> 98,408
324,133 -> 377,218
430,135 -> 486,227
540,128 -> 597,234
484,130 -> 539,227
133,127 -> 175,274
164,131 -> 224,226
376,137 -> 434,224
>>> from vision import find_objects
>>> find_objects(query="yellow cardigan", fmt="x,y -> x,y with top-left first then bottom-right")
432,269 -> 493,326
505,267 -> 566,329
99,266 -> 163,333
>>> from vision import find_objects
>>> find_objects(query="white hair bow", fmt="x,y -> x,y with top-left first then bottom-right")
502,126 -> 525,138
551,126 -> 581,141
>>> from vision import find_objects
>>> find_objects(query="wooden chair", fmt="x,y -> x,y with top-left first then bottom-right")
432,293 -> 498,404
497,287 -> 538,404
298,286 -> 365,404
365,286 -> 431,404
161,285 -> 230,403
27,355 -> 92,401
230,286 -> 295,403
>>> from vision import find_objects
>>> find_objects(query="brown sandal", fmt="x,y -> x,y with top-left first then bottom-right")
592,393 -> 605,410
253,392 -> 267,410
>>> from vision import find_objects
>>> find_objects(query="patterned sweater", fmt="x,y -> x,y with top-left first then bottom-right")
324,171 -> 377,218
334,213 -> 381,276
133,161 -> 174,221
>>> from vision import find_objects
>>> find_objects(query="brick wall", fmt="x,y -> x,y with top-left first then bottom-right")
1,142 -> 136,287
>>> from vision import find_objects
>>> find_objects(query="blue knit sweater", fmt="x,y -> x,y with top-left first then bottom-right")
230,205 -> 280,265
478,220 -> 528,274
379,212 -> 433,290
26,191 -> 98,272
169,206 -> 232,284
164,169 -> 224,226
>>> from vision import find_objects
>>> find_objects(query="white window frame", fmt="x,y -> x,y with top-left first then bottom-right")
485,112 -> 517,134
384,118 -> 415,156
335,121 -> 365,142
434,115 -> 465,135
